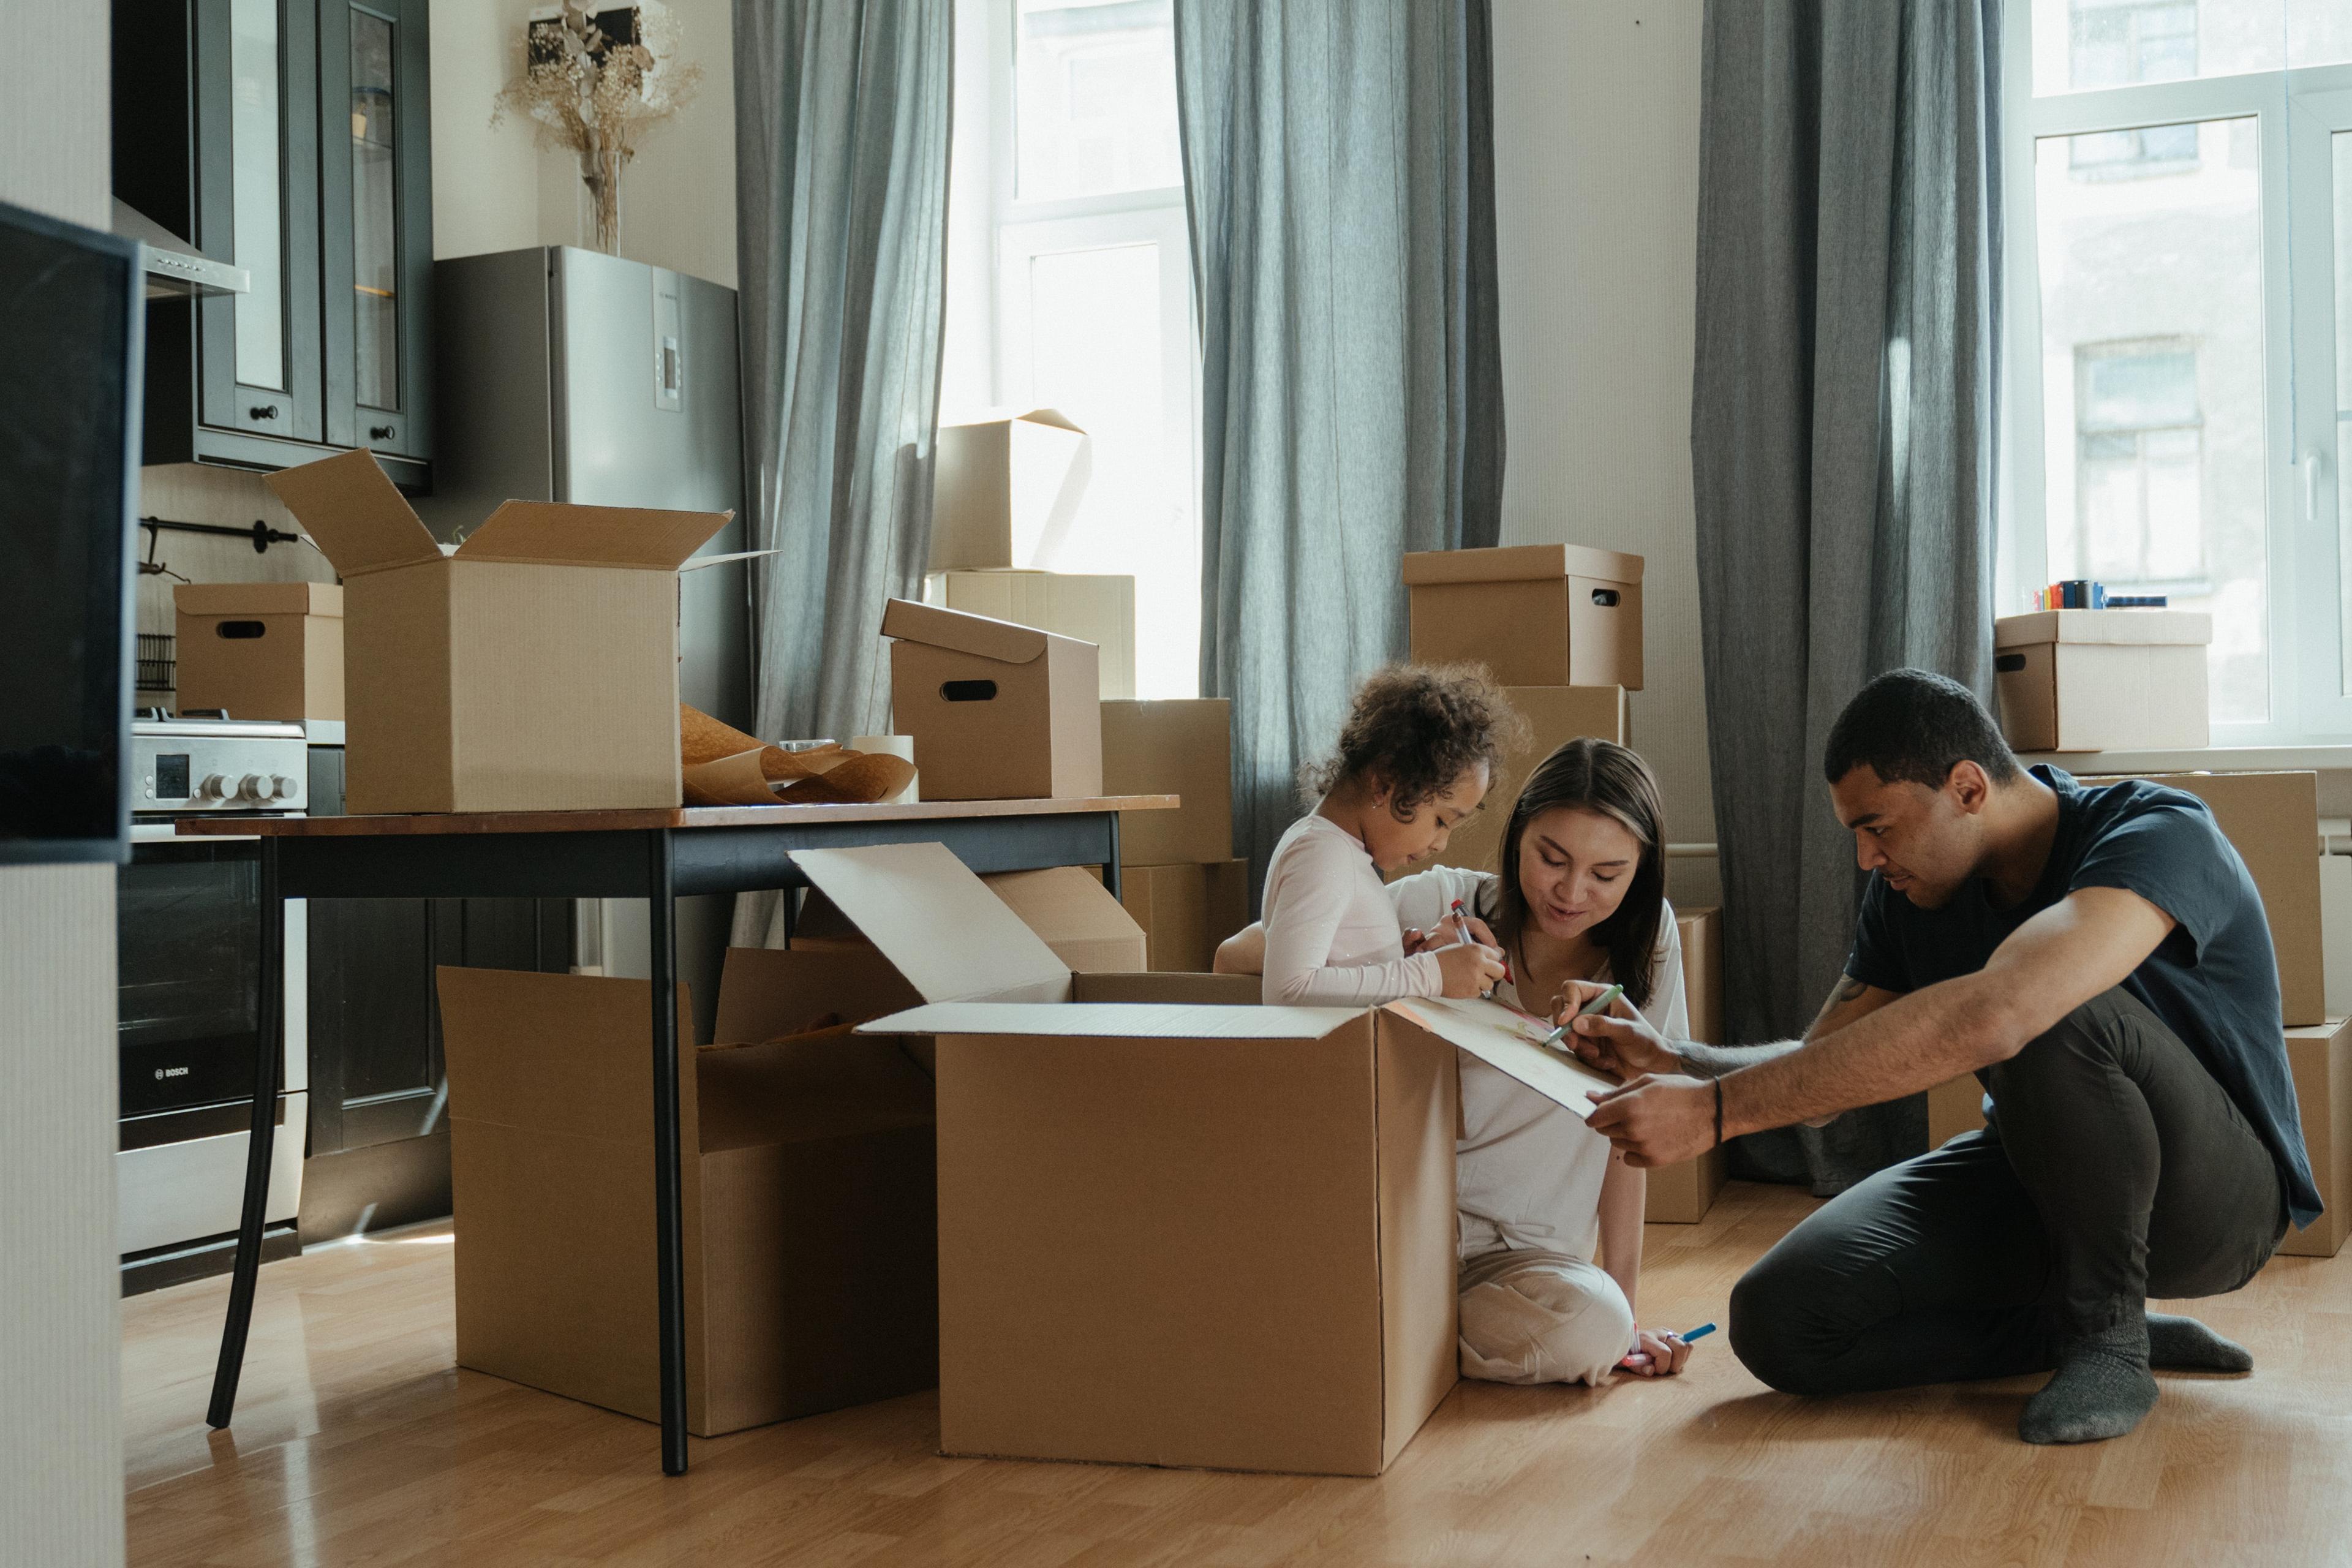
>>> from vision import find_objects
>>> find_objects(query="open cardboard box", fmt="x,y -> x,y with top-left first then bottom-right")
832,845 -> 1623,1476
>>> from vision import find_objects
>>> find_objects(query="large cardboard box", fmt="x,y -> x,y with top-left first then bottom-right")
1928,1074 -> 1989,1145
1101,698 -> 1234,866
2080,771 -> 2323,1027
435,948 -> 938,1436
1995,609 -> 2211,753
1434,686 -> 1630,874
927,570 -> 1136,700
2280,1018 -> 2352,1259
930,409 -> 1090,571
1646,907 -> 1728,1224
1117,858 -> 1251,973
882,598 -> 1103,801
266,450 -> 728,813
980,866 -> 1148,972
173,582 -> 345,722
1403,544 -> 1644,690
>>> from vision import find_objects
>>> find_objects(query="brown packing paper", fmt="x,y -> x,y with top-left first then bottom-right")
677,705 -> 916,807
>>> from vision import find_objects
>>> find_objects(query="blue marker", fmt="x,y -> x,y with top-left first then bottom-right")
1619,1322 -> 1716,1370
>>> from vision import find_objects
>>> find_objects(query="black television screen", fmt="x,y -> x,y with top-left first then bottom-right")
0,200 -> 141,862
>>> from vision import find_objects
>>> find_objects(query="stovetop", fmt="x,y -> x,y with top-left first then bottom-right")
131,709 -> 310,815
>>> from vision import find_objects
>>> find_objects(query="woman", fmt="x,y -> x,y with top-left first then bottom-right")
1217,737 -> 1695,1385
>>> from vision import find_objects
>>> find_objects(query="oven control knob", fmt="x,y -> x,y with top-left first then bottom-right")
197,774 -> 235,801
271,775 -> 300,801
236,774 -> 275,802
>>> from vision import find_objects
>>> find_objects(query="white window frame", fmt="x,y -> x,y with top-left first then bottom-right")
1999,5 -> 2352,742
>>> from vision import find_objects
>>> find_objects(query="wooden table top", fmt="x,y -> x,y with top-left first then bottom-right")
176,794 -> 1179,837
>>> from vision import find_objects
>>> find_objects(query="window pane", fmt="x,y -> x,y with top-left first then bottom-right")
2336,132 -> 2352,695
1021,241 -> 1197,697
2290,1 -> 2352,68
2035,120 -> 2269,720
230,0 -> 285,390
2034,1 -> 2283,94
351,7 -> 400,412
1014,0 -> 1183,202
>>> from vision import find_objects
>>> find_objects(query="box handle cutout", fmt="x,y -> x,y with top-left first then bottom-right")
1994,652 -> 2026,673
216,620 -> 268,640
1590,588 -> 1619,608
941,680 -> 999,703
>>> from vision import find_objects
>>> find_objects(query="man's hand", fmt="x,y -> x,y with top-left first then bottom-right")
1586,1074 -> 1716,1167
1556,981 -> 1679,1081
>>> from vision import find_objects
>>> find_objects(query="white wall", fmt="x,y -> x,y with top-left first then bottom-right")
1489,2 -> 1715,900
0,0 -> 128,1560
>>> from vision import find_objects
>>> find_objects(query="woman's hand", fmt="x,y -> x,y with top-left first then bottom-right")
1618,1327 -> 1694,1378
1435,940 -> 1507,998
1555,980 -> 1679,1080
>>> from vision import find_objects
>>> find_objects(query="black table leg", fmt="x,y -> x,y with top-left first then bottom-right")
646,829 -> 689,1474
1102,812 -> 1123,900
208,837 -> 285,1429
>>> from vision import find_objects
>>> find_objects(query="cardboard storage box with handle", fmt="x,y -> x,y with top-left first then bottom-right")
173,582 -> 344,723
1403,544 -> 1644,690
266,450 -> 729,813
881,598 -> 1102,801
1994,609 -> 2211,753
927,570 -> 1136,701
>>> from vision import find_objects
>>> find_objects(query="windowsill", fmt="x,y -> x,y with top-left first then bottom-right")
2019,744 -> 2352,775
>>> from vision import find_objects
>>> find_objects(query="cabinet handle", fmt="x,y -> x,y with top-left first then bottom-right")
369,424 -> 394,440
249,405 -> 279,421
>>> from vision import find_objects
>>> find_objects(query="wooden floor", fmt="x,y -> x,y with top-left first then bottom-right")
124,1182 -> 2352,1568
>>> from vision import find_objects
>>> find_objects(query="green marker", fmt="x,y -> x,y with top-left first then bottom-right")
1538,983 -> 1623,1050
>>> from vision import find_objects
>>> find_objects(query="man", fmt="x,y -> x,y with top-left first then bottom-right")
1571,668 -> 2313,1444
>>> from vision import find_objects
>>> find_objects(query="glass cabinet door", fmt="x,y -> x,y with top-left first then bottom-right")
227,0 -> 285,395
322,0 -> 429,460
349,8 -> 399,417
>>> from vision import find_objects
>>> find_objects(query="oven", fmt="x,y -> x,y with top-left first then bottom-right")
117,716 -> 309,1294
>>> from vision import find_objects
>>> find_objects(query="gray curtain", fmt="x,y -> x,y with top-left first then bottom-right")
1174,0 -> 1504,902
731,0 -> 953,944
1691,0 -> 2002,1192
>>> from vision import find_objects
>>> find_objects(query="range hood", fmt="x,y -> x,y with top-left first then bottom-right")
110,199 -> 249,300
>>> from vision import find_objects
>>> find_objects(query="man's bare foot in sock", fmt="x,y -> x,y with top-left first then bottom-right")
2020,1317 -> 2158,1445
2147,1313 -> 2252,1373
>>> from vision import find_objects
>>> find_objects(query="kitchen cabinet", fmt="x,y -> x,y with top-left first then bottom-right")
113,0 -> 433,489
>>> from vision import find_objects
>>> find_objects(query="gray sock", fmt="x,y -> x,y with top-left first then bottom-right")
2147,1313 -> 2253,1374
2019,1316 -> 2158,1446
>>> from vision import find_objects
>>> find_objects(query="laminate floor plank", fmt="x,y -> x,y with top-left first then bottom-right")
124,1183 -> 2352,1567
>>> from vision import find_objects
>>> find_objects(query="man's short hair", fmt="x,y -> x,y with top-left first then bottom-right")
1822,668 -> 2021,790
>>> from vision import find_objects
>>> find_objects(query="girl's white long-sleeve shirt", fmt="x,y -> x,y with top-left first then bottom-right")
1258,814 -> 1444,1006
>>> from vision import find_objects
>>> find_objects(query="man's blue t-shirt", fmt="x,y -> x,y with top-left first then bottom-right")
1845,765 -> 2318,1227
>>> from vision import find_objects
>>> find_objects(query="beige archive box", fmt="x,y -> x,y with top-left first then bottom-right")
1434,686 -> 1630,875
1995,609 -> 2211,753
1403,544 -> 1644,690
266,450 -> 728,813
435,948 -> 940,1437
930,409 -> 1090,571
173,582 -> 345,722
1646,907 -> 1728,1224
1101,698 -> 1234,866
881,598 -> 1103,800
927,570 -> 1136,700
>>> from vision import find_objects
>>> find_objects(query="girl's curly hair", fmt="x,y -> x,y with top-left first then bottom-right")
1300,663 -> 1523,818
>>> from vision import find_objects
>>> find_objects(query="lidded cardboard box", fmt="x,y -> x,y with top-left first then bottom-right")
173,582 -> 345,722
1995,609 -> 2211,753
267,450 -> 728,813
882,598 -> 1103,801
930,409 -> 1091,571
1434,686 -> 1629,874
927,570 -> 1136,701
1403,544 -> 1644,690
1101,698 -> 1234,866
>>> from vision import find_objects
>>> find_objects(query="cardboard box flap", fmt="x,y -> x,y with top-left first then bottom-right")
881,597 -> 1054,665
712,944 -> 922,1043
1401,543 -> 1645,587
265,449 -> 443,577
173,582 -> 344,617
1994,609 -> 2213,648
1381,996 -> 1617,1121
791,843 -> 1071,1002
861,1001 -> 1362,1040
456,500 -> 731,571
981,868 -> 1148,972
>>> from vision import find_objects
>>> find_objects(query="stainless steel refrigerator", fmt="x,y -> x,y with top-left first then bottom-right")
422,245 -> 750,1036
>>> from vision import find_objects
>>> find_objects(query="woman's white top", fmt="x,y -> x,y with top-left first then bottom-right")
1259,814 -> 1444,1005
1388,865 -> 1687,1263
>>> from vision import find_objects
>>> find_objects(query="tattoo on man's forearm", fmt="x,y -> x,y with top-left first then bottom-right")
1806,974 -> 1868,1035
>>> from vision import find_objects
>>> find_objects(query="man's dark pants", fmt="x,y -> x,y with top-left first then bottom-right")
1730,988 -> 2288,1395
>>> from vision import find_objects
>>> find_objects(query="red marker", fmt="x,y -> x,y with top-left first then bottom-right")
1450,899 -> 1511,984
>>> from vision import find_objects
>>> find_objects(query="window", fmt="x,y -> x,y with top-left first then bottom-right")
2003,4 -> 2352,737
940,0 -> 1201,698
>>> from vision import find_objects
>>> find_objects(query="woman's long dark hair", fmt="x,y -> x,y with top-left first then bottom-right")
1482,738 -> 1669,1011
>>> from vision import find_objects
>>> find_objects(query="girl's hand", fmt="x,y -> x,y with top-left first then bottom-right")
1435,941 -> 1507,998
1402,927 -> 1431,956
1618,1327 -> 1694,1378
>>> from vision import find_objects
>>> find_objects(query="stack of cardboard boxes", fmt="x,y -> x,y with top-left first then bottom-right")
1100,698 -> 1249,970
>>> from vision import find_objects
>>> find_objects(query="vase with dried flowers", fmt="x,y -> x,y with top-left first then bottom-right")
492,2 -> 703,255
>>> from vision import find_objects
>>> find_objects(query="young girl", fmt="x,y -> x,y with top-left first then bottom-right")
1259,665 -> 1517,1006
1231,735 -> 1697,1385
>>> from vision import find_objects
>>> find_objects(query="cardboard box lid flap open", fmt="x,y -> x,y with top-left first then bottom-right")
880,597 -> 1067,665
265,448 -> 445,578
1381,997 -> 1617,1121
1994,609 -> 2213,647
861,1001 -> 1362,1039
173,582 -> 344,617
791,843 -> 1071,1003
1401,543 -> 1645,587
457,500 -> 731,571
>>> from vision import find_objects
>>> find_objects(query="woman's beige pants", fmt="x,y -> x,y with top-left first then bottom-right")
1458,1248 -> 1635,1386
